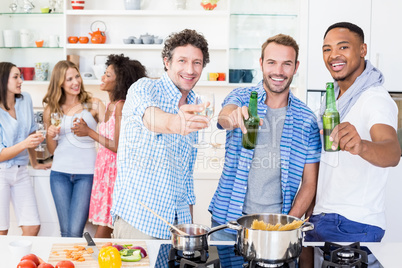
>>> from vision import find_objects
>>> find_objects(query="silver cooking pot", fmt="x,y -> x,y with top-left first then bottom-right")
170,223 -> 227,252
227,213 -> 314,263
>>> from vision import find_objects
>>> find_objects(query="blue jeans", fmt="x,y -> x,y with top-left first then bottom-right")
50,171 -> 93,237
304,213 -> 385,242
210,218 -> 237,241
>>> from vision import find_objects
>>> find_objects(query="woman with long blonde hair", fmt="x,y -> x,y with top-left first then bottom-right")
43,60 -> 105,237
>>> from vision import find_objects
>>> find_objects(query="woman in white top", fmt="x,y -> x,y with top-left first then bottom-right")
42,60 -> 105,237
0,62 -> 51,236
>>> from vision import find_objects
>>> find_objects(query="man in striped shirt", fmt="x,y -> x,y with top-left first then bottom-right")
111,29 -> 210,239
209,34 -> 321,240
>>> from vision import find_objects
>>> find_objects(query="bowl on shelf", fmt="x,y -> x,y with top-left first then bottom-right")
78,36 -> 89,43
154,37 -> 163,44
123,38 -> 133,44
133,38 -> 142,44
68,36 -> 79,43
40,7 -> 50,13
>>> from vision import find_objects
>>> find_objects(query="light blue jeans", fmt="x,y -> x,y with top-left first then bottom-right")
50,170 -> 93,237
304,213 -> 385,242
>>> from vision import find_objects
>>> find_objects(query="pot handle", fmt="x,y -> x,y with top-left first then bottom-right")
207,224 -> 229,236
301,221 -> 314,232
227,220 -> 243,231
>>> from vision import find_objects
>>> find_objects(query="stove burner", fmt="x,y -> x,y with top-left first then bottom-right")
244,260 -> 295,268
167,247 -> 220,267
322,242 -> 369,268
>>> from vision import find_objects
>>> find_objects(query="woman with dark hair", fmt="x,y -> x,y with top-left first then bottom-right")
72,54 -> 146,238
43,60 -> 105,237
0,62 -> 50,236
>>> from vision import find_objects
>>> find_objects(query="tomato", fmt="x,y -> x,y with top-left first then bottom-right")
55,260 -> 74,268
17,259 -> 37,268
21,254 -> 40,266
38,264 -> 54,268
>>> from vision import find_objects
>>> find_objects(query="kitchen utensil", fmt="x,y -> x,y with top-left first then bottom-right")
9,240 -> 32,265
23,0 -> 35,12
9,0 -> 18,12
49,35 -> 60,47
47,241 -> 150,267
68,36 -> 78,43
78,36 -> 89,43
170,223 -> 227,252
3,30 -> 18,47
35,40 -> 44,47
83,232 -> 99,263
19,29 -> 35,47
242,69 -> 257,83
139,201 -> 189,236
225,213 -> 314,263
21,67 -> 35,80
41,7 -> 50,13
34,62 -> 49,81
71,0 -> 85,9
124,0 -> 141,10
89,21 -> 107,44
123,38 -> 133,44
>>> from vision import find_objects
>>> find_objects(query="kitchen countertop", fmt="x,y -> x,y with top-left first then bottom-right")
0,236 -> 398,268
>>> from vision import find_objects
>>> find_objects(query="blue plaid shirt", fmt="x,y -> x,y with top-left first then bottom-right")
111,73 -> 197,239
208,82 -> 321,231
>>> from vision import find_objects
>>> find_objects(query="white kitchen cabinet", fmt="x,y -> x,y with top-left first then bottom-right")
370,0 -> 402,92
306,0 -> 372,90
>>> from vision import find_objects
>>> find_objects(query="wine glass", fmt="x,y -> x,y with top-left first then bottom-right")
50,112 -> 62,140
35,123 -> 47,152
210,142 -> 223,162
193,92 -> 215,149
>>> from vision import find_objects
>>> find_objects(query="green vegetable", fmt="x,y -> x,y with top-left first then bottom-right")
120,249 -> 141,262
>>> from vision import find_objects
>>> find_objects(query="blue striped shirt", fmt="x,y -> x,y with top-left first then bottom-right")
111,73 -> 197,239
208,82 -> 321,229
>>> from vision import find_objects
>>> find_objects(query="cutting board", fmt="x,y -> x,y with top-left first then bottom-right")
47,241 -> 150,267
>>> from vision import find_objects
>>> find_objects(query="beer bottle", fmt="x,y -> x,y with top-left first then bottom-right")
242,91 -> 260,149
323,82 -> 340,151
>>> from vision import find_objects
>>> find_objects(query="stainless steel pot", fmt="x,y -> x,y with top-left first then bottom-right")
170,223 -> 227,252
227,213 -> 314,263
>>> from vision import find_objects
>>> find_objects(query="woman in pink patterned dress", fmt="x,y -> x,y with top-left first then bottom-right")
72,54 -> 146,238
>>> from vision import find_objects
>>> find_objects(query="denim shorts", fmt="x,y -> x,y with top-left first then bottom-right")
304,213 -> 385,242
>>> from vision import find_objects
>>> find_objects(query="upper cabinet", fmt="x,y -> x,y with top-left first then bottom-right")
370,0 -> 402,92
228,0 -> 301,85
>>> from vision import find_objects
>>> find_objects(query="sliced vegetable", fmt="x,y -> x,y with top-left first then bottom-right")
112,244 -> 124,251
120,250 -> 141,262
130,246 -> 148,258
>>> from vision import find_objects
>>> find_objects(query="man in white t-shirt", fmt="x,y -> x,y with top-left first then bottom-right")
305,22 -> 401,242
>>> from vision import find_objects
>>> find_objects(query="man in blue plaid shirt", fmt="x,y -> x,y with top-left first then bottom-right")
111,29 -> 211,239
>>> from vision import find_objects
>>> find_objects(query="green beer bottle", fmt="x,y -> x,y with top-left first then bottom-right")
323,82 -> 340,152
242,91 -> 260,150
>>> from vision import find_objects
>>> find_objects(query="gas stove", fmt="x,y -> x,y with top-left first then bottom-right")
154,242 -> 383,268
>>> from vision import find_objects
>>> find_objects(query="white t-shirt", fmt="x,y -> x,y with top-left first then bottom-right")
313,86 -> 398,230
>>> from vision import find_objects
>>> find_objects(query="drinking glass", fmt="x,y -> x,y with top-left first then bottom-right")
35,123 -> 47,152
210,143 -> 223,162
50,112 -> 62,140
193,92 -> 215,149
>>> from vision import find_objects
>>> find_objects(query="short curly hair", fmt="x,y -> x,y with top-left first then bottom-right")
161,29 -> 210,71
106,54 -> 147,101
